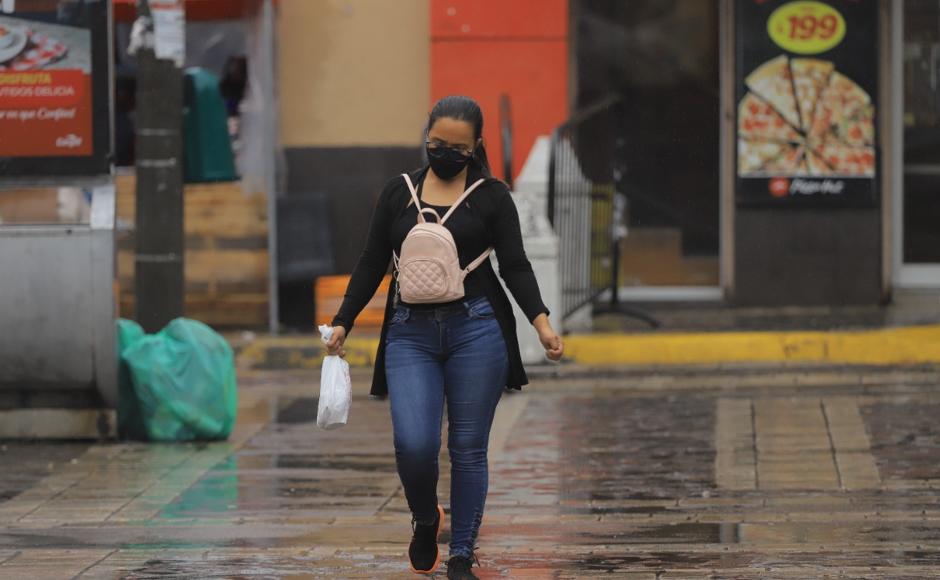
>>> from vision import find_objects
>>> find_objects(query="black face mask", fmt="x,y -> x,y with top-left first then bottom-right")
426,144 -> 472,180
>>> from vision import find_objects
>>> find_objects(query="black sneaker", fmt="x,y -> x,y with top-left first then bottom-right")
408,504 -> 444,574
446,554 -> 480,580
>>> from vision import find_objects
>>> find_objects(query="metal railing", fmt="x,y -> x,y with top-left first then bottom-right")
548,96 -> 659,327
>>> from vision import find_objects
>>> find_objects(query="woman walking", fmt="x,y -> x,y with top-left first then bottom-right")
326,95 -> 563,579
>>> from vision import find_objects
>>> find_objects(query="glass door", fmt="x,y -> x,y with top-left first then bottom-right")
896,0 -> 940,287
574,0 -> 722,299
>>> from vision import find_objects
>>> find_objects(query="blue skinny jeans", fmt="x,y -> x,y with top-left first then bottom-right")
384,295 -> 509,559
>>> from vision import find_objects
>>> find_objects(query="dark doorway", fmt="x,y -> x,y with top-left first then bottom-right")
574,0 -> 721,287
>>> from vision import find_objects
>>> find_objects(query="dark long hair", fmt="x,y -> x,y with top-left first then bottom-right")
426,95 -> 492,178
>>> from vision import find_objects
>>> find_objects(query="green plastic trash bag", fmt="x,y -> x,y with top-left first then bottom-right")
117,318 -> 238,442
117,319 -> 148,441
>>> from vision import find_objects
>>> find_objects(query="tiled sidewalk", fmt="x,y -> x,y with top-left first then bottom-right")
1,366 -> 940,578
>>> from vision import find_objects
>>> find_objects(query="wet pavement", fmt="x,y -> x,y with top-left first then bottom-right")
2,365 -> 940,578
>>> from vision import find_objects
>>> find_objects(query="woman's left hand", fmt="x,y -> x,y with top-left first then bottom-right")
533,313 -> 564,362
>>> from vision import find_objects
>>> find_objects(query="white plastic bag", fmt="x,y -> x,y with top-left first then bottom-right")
317,324 -> 351,430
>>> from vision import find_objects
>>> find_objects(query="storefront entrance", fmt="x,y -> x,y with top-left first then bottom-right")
573,0 -> 723,300
895,0 -> 940,288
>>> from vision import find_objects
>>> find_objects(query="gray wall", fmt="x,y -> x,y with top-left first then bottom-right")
284,146 -> 423,274
734,208 -> 883,306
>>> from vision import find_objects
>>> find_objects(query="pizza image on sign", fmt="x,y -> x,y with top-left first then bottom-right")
737,54 -> 875,177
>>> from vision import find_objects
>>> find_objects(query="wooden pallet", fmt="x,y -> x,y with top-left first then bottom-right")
618,227 -> 719,287
0,188 -> 61,223
116,173 -> 270,328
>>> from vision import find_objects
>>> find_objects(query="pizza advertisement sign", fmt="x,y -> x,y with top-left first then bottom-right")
0,0 -> 111,177
736,0 -> 879,206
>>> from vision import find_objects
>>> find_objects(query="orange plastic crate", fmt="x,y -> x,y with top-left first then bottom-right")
315,274 -> 391,329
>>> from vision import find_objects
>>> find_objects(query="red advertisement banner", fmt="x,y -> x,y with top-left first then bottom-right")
0,69 -> 91,156
0,4 -> 108,172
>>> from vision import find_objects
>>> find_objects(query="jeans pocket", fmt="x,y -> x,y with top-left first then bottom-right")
467,297 -> 496,320
389,306 -> 410,326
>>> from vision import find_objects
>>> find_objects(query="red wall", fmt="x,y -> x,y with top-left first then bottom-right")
430,0 -> 569,182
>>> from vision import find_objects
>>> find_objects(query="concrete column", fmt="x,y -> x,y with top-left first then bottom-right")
493,136 -> 562,365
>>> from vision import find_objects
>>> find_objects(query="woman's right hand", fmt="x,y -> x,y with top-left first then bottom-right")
325,325 -> 347,358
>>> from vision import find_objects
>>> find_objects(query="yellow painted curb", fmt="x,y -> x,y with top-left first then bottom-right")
235,335 -> 381,369
233,325 -> 940,369
563,325 -> 940,366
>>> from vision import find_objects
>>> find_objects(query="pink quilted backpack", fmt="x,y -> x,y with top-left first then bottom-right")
392,173 -> 493,304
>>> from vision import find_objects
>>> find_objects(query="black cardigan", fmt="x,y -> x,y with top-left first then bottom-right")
331,164 -> 550,397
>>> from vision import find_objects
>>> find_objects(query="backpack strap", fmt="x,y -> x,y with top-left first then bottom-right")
464,247 -> 494,275
401,173 -> 426,223
419,208 -> 442,223
440,178 -> 486,225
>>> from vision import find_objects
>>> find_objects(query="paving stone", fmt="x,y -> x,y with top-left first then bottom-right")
752,398 -> 842,491
715,398 -> 757,491
2,368 -> 940,576
0,548 -> 114,579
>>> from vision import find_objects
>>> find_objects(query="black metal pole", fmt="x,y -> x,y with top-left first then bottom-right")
610,224 -> 620,309
133,0 -> 185,333
547,130 -> 558,227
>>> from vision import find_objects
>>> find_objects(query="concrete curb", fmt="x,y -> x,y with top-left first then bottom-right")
233,324 -> 940,370
0,409 -> 116,439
